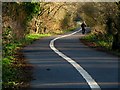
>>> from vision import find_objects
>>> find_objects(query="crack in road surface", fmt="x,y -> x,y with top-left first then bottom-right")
50,29 -> 101,90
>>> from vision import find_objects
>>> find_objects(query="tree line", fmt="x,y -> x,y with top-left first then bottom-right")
2,2 -> 120,61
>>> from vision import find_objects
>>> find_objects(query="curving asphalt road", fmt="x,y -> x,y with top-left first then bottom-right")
23,28 -> 120,90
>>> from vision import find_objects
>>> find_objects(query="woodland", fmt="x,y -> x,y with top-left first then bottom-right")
2,2 -> 120,89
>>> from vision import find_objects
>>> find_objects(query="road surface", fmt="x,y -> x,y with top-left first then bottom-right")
23,28 -> 120,90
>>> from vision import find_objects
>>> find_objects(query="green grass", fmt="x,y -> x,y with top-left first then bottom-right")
63,27 -> 77,33
2,33 -> 51,88
81,33 -> 120,56
82,34 -> 97,42
82,34 -> 112,49
26,34 -> 51,40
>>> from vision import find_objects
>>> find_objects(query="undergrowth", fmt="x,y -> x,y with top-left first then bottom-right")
81,33 -> 120,56
82,34 -> 112,49
2,31 -> 51,89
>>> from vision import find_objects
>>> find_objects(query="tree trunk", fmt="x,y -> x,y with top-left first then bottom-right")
112,33 -> 120,50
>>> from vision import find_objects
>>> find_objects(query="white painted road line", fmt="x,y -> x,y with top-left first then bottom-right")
49,29 -> 101,90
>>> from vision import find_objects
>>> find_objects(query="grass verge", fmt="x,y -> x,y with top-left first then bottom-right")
63,27 -> 77,33
53,27 -> 78,35
80,34 -> 120,56
2,34 -> 51,89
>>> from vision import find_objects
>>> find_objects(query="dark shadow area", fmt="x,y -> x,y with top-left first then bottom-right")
2,50 -> 34,90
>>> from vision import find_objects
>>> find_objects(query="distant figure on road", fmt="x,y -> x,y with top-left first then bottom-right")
81,21 -> 86,34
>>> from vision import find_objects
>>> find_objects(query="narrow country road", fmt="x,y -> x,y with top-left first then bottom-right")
23,28 -> 119,90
